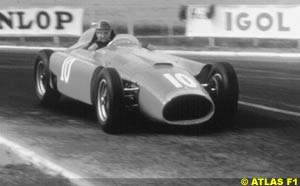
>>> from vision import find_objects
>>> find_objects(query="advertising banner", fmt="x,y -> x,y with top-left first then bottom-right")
0,7 -> 83,36
186,5 -> 300,39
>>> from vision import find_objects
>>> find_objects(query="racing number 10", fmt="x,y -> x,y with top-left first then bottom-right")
164,73 -> 197,88
61,57 -> 75,83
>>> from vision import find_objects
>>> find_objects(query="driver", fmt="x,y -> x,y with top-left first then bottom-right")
88,20 -> 115,50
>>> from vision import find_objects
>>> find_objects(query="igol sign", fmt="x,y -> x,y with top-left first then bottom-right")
185,5 -> 300,39
226,12 -> 290,32
0,8 -> 83,36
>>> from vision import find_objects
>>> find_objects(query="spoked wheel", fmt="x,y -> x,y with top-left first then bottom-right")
94,68 -> 124,134
36,61 -> 47,98
199,62 -> 239,129
34,50 -> 60,106
97,79 -> 109,122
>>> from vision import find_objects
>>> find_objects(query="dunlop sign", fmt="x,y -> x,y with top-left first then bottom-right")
185,5 -> 300,39
0,7 -> 83,36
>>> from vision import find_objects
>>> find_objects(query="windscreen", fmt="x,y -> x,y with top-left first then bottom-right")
107,34 -> 140,48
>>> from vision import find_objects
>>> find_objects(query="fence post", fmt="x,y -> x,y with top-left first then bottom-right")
167,22 -> 174,36
53,36 -> 60,46
253,38 -> 259,47
127,21 -> 134,35
19,37 -> 26,44
208,37 -> 215,48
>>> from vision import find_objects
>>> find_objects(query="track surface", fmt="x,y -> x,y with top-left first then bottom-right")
0,48 -> 299,185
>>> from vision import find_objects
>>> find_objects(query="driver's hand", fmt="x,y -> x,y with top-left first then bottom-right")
88,43 -> 98,51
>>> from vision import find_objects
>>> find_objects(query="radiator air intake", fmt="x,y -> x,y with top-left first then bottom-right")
163,95 -> 212,121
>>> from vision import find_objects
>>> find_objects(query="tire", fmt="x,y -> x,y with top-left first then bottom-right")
201,62 -> 239,129
34,50 -> 60,106
94,68 -> 124,134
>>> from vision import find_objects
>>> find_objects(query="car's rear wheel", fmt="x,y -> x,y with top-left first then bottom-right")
34,50 -> 60,106
95,68 -> 124,134
199,62 -> 239,130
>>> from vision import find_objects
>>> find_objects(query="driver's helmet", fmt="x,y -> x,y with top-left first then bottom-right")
95,20 -> 112,31
92,20 -> 115,42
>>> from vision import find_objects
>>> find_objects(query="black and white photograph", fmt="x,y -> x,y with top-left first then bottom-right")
0,0 -> 299,186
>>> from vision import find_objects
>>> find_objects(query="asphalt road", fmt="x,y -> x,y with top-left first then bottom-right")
0,48 -> 299,186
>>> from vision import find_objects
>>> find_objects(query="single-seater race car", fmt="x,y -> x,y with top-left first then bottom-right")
34,28 -> 239,134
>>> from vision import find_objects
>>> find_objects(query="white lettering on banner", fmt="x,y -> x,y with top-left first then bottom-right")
164,73 -> 197,88
61,57 -> 76,83
0,7 -> 83,36
225,12 -> 290,32
185,5 -> 300,39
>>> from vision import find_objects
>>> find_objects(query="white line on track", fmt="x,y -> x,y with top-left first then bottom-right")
239,101 -> 300,117
160,50 -> 300,59
235,68 -> 286,74
238,75 -> 300,81
0,136 -> 96,186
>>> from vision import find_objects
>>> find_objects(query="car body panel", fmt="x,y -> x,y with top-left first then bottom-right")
49,30 -> 215,125
50,50 -> 96,104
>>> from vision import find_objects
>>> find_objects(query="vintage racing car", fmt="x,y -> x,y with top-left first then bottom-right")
34,28 -> 239,134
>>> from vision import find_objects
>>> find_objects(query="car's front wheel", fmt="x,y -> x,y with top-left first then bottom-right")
198,62 -> 239,130
95,68 -> 124,134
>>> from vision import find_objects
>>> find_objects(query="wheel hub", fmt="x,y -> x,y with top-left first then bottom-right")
209,73 -> 222,96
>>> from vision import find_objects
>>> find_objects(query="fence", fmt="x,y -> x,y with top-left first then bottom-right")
0,19 -> 299,51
